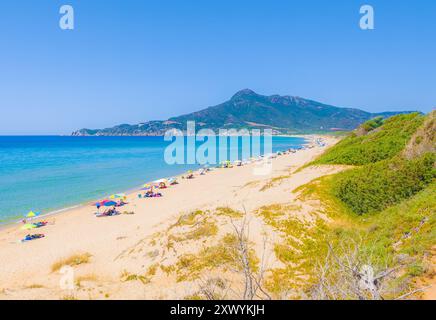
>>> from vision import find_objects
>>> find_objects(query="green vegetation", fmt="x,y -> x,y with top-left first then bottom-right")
174,233 -> 258,282
364,182 -> 435,263
257,204 -> 333,295
333,153 -> 435,215
259,179 -> 435,298
170,220 -> 218,242
313,112 -> 434,216
120,270 -> 151,285
360,116 -> 384,132
172,210 -> 205,228
261,112 -> 435,298
313,113 -> 425,165
403,111 -> 435,160
119,265 -> 157,286
215,207 -> 244,218
260,175 -> 290,191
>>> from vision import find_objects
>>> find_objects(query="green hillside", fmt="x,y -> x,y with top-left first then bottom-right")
313,113 -> 425,165
314,111 -> 435,216
292,111 -> 435,299
332,153 -> 435,215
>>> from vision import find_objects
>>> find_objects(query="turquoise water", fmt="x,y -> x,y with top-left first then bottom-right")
0,136 -> 306,224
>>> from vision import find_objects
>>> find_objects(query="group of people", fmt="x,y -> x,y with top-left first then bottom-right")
142,190 -> 163,198
116,199 -> 127,207
20,220 -> 49,243
139,177 -> 180,198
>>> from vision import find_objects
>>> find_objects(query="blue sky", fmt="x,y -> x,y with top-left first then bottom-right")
0,0 -> 435,134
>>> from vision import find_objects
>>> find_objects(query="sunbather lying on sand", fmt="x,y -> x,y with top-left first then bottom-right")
144,190 -> 163,198
21,234 -> 45,242
33,221 -> 48,228
116,200 -> 127,207
95,207 -> 120,217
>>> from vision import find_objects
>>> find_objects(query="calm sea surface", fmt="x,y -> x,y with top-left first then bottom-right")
0,136 -> 306,223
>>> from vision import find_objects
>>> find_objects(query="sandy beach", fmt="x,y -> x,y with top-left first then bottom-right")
0,135 -> 346,299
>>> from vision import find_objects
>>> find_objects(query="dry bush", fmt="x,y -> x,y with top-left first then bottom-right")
187,212 -> 272,300
308,239 -> 431,300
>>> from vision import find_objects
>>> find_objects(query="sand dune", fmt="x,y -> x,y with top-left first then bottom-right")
0,136 -> 340,300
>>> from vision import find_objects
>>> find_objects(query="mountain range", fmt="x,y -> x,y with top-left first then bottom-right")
72,89 -> 413,136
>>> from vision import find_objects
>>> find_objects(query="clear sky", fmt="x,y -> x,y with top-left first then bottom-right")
0,0 -> 435,135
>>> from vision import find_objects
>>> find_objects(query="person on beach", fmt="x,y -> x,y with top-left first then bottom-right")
116,199 -> 126,207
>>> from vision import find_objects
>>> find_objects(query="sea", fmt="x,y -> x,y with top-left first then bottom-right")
0,136 -> 307,224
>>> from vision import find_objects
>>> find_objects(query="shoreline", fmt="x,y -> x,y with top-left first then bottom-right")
0,169 -> 198,233
0,135 -> 316,231
0,134 -> 333,299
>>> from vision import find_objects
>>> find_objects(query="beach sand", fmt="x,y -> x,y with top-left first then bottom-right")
0,135 -> 407,300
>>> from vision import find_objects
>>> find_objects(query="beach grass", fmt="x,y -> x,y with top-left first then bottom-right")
51,252 -> 92,272
75,274 -> 98,287
215,207 -> 244,218
260,175 -> 290,191
25,284 -> 45,289
174,233 -> 259,282
120,270 -> 151,285
263,172 -> 436,298
312,113 -> 425,166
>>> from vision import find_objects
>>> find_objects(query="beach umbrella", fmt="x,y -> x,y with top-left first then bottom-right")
102,201 -> 117,207
21,223 -> 36,230
26,211 -> 40,218
95,199 -> 117,207
142,183 -> 153,190
109,193 -> 126,199
154,179 -> 168,188
154,179 -> 168,184
99,200 -> 117,207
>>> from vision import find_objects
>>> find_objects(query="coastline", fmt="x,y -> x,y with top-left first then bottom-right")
0,135 -> 310,228
0,134 -> 334,300
0,170 -> 197,233
0,135 -> 314,230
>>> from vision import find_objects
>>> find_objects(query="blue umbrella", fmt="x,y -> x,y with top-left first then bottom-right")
103,201 -> 117,207
95,200 -> 117,207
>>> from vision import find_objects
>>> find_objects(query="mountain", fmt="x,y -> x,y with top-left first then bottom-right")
72,89 -> 414,136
